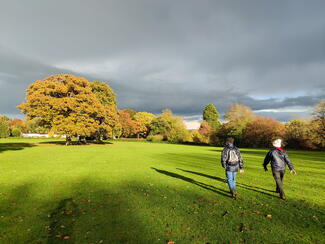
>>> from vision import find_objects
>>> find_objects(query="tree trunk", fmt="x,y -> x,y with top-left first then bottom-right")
66,136 -> 71,146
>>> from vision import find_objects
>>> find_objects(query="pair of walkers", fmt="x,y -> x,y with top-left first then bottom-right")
221,137 -> 296,200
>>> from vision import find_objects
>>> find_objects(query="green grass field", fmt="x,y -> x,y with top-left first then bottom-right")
0,139 -> 324,244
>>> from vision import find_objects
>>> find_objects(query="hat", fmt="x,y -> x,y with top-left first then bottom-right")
272,139 -> 282,147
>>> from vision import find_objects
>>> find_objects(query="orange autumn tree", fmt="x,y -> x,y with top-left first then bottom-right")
118,109 -> 139,138
18,74 -> 117,145
244,116 -> 285,147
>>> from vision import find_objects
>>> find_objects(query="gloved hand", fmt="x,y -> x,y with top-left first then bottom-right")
264,167 -> 268,172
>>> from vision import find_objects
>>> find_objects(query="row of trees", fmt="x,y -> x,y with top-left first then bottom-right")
1,74 -> 323,149
0,116 -> 49,138
195,102 -> 325,150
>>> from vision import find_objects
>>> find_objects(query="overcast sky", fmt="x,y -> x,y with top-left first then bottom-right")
0,0 -> 324,128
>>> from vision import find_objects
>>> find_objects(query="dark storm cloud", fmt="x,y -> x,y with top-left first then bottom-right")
0,0 -> 324,121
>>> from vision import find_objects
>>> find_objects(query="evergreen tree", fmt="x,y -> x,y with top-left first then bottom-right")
202,104 -> 221,131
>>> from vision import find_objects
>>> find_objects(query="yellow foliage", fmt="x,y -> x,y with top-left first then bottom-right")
18,74 -> 118,139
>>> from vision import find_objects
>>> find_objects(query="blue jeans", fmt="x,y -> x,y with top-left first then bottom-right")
226,171 -> 237,192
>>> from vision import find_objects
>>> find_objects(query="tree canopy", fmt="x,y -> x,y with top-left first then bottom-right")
18,74 -> 118,144
202,104 -> 221,131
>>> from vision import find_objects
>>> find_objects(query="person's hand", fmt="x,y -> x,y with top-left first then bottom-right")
264,167 -> 268,172
290,170 -> 297,175
239,169 -> 244,174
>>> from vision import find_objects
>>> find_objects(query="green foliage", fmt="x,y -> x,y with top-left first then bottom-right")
190,130 -> 204,144
0,116 -> 10,138
165,125 -> 190,143
146,134 -> 164,142
134,112 -> 156,137
26,118 -> 49,134
150,109 -> 173,135
285,120 -> 311,149
113,124 -> 123,139
203,104 -> 221,131
11,127 -> 22,137
150,109 -> 189,143
223,104 -> 254,145
310,100 -> 325,149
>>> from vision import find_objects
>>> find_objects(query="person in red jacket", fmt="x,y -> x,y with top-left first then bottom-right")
263,139 -> 297,200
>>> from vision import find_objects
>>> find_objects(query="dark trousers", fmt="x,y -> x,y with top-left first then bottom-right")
272,170 -> 285,195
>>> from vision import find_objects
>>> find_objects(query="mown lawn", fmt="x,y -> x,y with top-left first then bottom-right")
0,138 -> 324,244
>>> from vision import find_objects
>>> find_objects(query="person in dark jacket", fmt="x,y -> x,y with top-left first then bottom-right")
221,137 -> 244,199
263,139 -> 296,200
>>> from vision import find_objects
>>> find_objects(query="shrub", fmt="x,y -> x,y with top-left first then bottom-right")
166,128 -> 189,143
146,134 -> 164,142
0,117 -> 10,138
11,127 -> 22,137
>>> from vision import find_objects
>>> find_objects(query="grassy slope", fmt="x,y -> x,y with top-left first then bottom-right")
0,139 -> 324,244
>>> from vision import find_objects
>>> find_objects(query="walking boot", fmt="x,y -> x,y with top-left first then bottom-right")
230,190 -> 237,200
233,191 -> 237,200
280,192 -> 286,200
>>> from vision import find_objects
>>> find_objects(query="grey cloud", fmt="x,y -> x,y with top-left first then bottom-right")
0,0 -> 324,121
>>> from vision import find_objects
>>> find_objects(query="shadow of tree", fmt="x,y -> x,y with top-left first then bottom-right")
47,198 -> 80,244
38,141 -> 113,146
0,143 -> 36,154
0,178 -> 324,243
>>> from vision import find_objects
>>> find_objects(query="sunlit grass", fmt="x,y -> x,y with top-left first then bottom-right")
0,138 -> 324,243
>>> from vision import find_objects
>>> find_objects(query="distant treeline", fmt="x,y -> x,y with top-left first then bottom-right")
1,74 -> 324,149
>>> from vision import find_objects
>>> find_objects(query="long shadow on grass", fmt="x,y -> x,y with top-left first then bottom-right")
0,142 -> 36,153
177,168 -> 277,198
47,198 -> 81,244
1,179 -> 324,243
151,167 -> 231,198
38,141 -> 113,146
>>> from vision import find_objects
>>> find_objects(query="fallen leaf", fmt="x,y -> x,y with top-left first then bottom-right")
252,210 -> 261,215
64,210 -> 73,215
222,210 -> 229,217
63,235 -> 70,239
266,214 -> 272,219
167,241 -> 175,244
